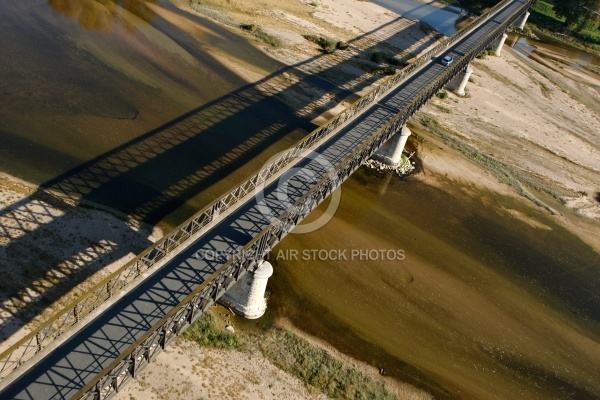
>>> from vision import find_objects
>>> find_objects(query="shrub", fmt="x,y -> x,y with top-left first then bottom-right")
387,57 -> 405,66
254,29 -> 282,47
240,23 -> 258,32
476,48 -> 494,59
240,24 -> 282,47
304,35 -> 338,53
370,50 -> 385,63
436,91 -> 449,99
183,313 -> 241,349
259,330 -> 396,400
336,41 -> 349,50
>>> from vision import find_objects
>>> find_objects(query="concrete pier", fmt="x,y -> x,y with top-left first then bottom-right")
371,125 -> 412,167
219,260 -> 273,319
495,33 -> 508,56
456,64 -> 473,96
517,11 -> 530,29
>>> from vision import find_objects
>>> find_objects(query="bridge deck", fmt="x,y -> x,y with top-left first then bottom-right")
1,1 -> 528,398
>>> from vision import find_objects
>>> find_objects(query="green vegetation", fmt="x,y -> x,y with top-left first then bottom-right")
188,1 -> 283,47
529,0 -> 600,53
552,0 -> 599,32
380,66 -> 396,75
476,48 -> 495,59
337,41 -> 350,50
433,103 -> 452,113
387,57 -> 407,67
184,311 -> 398,399
529,0 -> 564,31
189,0 -> 238,26
182,313 -> 242,349
260,330 -> 396,400
304,35 -> 339,53
240,24 -> 282,47
370,50 -> 385,63
443,0 -> 600,54
436,91 -> 448,99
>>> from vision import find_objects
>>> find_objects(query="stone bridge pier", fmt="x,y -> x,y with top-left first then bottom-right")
371,125 -> 412,167
494,32 -> 509,56
517,11 -> 530,29
455,63 -> 474,96
219,260 -> 273,319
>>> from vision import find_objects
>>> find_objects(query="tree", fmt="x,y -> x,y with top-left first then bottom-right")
553,0 -> 600,31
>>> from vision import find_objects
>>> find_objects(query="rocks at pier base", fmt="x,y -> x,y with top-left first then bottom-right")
363,155 -> 415,176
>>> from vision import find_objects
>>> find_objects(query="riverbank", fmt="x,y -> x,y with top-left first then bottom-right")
0,172 -> 163,349
115,307 -> 432,400
1,0 -> 599,398
120,0 -> 599,398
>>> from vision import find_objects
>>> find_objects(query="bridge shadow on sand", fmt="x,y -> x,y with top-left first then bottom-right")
0,12 -> 440,344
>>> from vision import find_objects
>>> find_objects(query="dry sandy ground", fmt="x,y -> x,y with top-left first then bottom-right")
115,311 -> 432,400
117,335 -> 330,400
0,173 -> 162,351
118,0 -> 599,399
418,46 -> 600,250
0,0 -> 599,397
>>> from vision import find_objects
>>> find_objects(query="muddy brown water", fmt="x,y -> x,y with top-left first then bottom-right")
0,0 -> 313,228
508,31 -> 600,67
261,166 -> 600,399
2,2 -> 600,399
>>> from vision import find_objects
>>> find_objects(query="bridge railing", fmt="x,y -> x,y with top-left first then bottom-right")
0,0 -> 532,383
73,4 -> 533,397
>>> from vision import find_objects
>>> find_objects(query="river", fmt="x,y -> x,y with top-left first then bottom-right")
0,0 -> 312,227
2,1 -> 600,399
262,5 -> 600,400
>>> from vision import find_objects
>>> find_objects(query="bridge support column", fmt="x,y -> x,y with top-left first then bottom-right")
517,12 -> 530,29
371,125 -> 412,167
494,33 -> 508,56
456,64 -> 473,97
219,260 -> 273,319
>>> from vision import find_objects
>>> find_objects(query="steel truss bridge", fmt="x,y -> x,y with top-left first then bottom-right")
0,0 -> 533,398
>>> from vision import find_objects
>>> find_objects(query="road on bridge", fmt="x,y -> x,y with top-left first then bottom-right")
0,1 -> 528,398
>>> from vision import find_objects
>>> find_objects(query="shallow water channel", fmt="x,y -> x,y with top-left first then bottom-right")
264,165 -> 600,399
0,0 -> 314,227
2,1 -> 600,399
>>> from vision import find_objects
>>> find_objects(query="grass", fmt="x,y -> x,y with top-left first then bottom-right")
184,311 -> 399,399
433,103 -> 452,113
387,57 -> 407,67
304,35 -> 339,53
529,0 -> 565,31
240,24 -> 282,47
476,48 -> 495,59
189,1 -> 282,48
183,313 -> 242,349
370,50 -> 385,63
260,329 -> 397,400
529,0 -> 600,55
189,0 -> 239,26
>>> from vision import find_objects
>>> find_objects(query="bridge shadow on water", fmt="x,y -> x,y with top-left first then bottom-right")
0,10 -> 441,344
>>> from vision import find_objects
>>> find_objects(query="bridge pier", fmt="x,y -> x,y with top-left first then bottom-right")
219,260 -> 273,319
494,32 -> 508,56
517,11 -> 530,29
371,125 -> 412,167
456,64 -> 473,97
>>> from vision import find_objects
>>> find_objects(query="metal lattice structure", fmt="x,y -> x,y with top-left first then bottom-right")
0,0 -> 534,397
